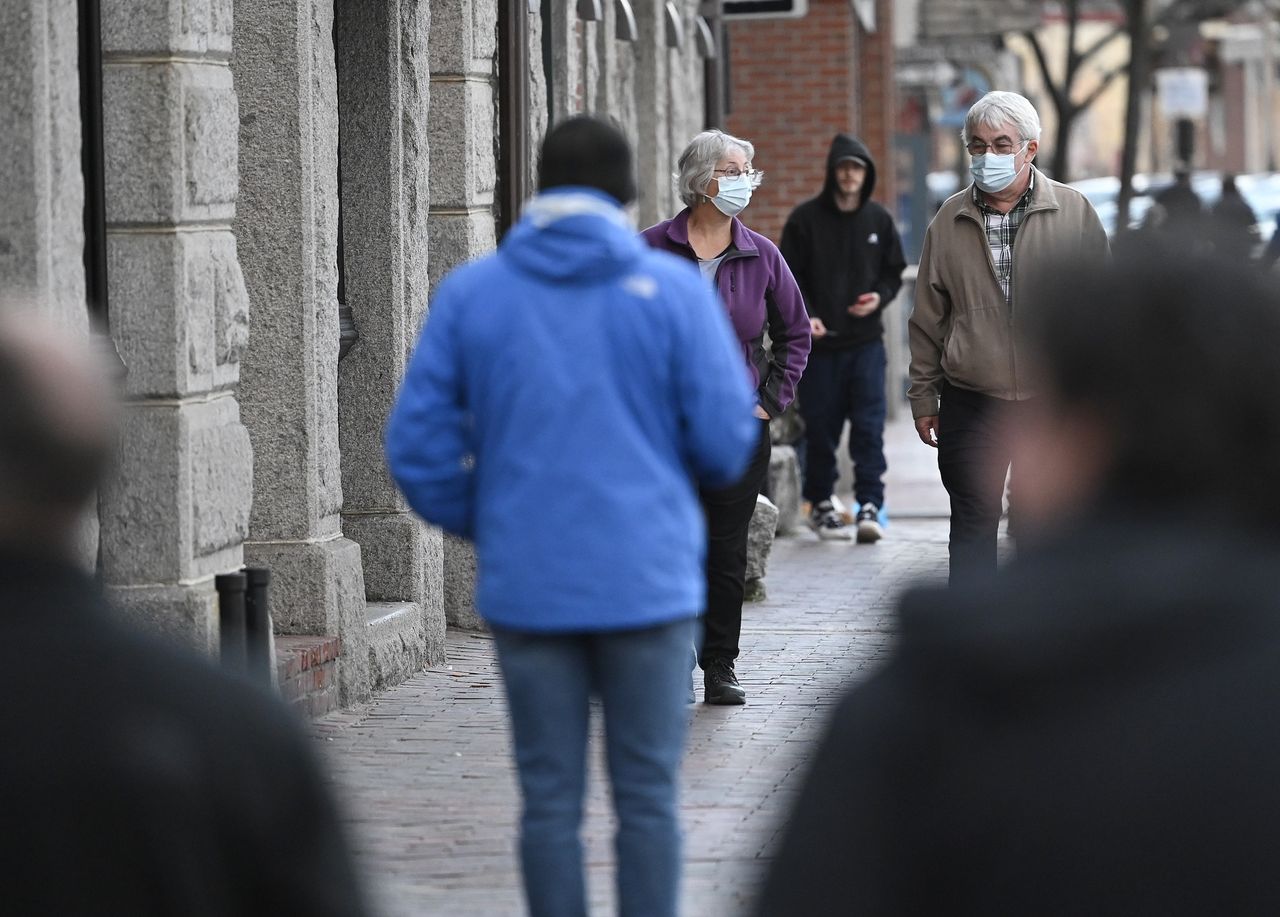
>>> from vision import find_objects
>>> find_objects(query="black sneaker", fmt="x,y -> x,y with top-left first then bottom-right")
856,502 -> 883,544
704,658 -> 746,705
807,500 -> 852,541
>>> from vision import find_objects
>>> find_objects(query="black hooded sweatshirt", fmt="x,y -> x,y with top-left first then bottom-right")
780,134 -> 906,351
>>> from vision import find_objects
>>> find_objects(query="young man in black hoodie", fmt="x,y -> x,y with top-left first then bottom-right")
781,134 -> 906,543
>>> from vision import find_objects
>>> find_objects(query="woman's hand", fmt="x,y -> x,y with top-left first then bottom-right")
753,405 -> 771,421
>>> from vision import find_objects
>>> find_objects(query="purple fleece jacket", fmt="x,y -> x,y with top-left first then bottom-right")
642,209 -> 811,417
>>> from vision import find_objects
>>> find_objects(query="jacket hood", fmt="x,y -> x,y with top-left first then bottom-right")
823,134 -> 876,209
501,188 -> 642,281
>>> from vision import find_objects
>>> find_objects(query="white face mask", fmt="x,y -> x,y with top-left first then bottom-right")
710,174 -> 754,217
970,142 -> 1029,194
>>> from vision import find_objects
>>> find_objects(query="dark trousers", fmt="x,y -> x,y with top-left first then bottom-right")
798,341 -> 888,508
699,419 -> 771,665
937,382 -> 1026,585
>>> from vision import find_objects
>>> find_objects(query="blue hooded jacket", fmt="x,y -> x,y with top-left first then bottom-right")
385,188 -> 759,633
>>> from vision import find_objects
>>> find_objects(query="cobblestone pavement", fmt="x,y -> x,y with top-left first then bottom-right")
314,419 -> 952,917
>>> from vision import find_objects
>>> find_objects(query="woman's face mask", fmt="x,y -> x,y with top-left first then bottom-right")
710,173 -> 754,217
970,141 -> 1029,194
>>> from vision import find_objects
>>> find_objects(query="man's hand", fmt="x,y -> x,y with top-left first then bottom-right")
809,317 -> 828,338
914,415 -> 939,448
847,292 -> 880,318
754,404 -> 772,420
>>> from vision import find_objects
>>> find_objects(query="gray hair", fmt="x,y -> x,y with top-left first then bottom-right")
962,91 -> 1042,145
675,129 -> 755,207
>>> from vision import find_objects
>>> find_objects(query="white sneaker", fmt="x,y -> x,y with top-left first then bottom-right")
856,503 -> 883,544
808,500 -> 853,541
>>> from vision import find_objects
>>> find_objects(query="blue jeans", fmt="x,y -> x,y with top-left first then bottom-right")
798,341 -> 888,508
492,616 -> 696,917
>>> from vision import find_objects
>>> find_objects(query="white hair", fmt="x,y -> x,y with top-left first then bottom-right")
674,129 -> 755,208
962,91 -> 1042,145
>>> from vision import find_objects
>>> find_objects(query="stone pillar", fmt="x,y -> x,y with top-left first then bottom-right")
0,0 -> 86,327
335,0 -> 444,687
234,0 -> 369,702
429,0 -> 499,630
96,0 -> 254,648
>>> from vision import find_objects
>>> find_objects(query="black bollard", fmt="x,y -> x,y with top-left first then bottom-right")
243,567 -> 273,686
215,571 -> 248,672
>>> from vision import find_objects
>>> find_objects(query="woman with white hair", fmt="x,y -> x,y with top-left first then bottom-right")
641,129 -> 811,706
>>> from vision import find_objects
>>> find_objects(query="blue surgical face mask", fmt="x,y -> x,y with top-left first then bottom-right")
970,143 -> 1028,194
711,174 -> 753,217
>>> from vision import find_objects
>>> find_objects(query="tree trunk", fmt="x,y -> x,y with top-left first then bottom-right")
1052,106 -> 1078,182
1118,0 -> 1149,232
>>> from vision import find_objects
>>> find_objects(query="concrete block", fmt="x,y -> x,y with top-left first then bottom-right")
102,0 -> 233,56
366,602 -> 426,692
99,394 -> 251,584
106,580 -> 219,654
103,62 -> 237,225
107,229 -> 248,398
422,526 -> 447,664
444,533 -> 484,631
745,493 -> 779,592
767,445 -> 802,535
427,210 -> 496,294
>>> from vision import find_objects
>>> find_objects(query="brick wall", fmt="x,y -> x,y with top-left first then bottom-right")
725,0 -> 897,243
276,635 -> 343,719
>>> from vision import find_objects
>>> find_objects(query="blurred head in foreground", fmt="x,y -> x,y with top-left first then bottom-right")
1011,243 -> 1280,542
0,310 -> 113,561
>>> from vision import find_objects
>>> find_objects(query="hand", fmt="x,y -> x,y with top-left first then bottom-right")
809,317 -> 828,338
914,415 -> 939,448
753,405 -> 772,420
847,292 -> 880,318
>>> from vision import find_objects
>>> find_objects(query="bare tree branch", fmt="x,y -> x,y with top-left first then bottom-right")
1078,62 -> 1130,112
1023,29 -> 1067,112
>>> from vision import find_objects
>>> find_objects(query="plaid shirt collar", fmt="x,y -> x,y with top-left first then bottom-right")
975,171 -> 1036,302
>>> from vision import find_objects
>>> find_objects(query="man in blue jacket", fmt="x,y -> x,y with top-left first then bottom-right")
385,116 -> 758,917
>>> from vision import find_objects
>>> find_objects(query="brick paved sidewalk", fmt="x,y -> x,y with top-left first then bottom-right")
314,417 -> 951,916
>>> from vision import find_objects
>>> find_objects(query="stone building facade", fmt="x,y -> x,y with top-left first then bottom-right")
1,0 -> 712,711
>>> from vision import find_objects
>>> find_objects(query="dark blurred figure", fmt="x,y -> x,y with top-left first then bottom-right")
1144,168 -> 1203,241
1210,173 -> 1258,263
756,247 -> 1280,916
0,313 -> 369,915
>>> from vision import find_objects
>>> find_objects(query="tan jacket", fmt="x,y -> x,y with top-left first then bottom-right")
908,168 -> 1109,417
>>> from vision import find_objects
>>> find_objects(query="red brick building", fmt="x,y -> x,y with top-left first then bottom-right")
725,0 -> 898,243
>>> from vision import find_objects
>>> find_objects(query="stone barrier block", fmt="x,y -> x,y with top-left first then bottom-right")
444,533 -> 483,631
767,444 -> 802,535
745,494 -> 779,601
366,602 -> 427,693
102,0 -> 233,57
103,62 -> 237,225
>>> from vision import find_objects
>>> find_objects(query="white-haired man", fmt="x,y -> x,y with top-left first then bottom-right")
908,90 -> 1108,583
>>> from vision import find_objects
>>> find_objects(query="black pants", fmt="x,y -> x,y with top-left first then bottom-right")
937,382 -> 1028,585
699,419 -> 771,666
798,342 -> 888,508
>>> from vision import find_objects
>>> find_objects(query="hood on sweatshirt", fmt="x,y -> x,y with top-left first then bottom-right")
822,133 -> 876,210
500,187 -> 643,282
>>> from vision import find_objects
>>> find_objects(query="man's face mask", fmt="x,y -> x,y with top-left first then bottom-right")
970,141 -> 1029,194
